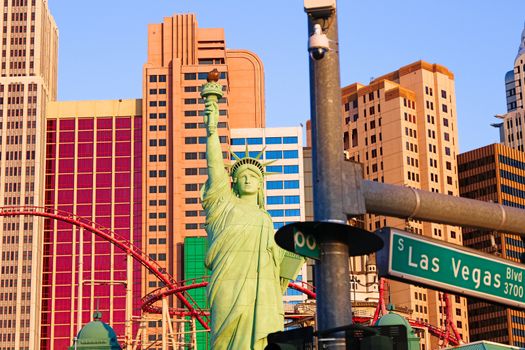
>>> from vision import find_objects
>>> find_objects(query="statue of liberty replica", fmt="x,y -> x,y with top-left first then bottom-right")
200,70 -> 304,349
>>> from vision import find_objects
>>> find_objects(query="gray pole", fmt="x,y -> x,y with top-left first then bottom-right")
361,179 -> 525,235
308,7 -> 351,349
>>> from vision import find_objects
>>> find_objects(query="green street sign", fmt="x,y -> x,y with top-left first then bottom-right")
376,227 -> 525,309
293,229 -> 320,260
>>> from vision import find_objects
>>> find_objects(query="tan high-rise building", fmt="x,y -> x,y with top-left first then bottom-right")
342,61 -> 469,349
0,0 -> 58,349
141,13 -> 264,344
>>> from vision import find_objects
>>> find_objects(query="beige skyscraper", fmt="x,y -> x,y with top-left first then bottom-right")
0,0 -> 58,348
342,61 -> 469,349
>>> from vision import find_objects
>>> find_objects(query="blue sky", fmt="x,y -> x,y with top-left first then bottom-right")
48,1 -> 525,152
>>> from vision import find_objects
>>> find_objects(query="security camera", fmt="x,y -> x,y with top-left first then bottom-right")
308,24 -> 329,60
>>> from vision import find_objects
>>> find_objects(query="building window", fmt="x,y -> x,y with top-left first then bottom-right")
284,180 -> 300,189
283,136 -> 298,144
184,73 -> 197,80
285,209 -> 301,217
247,137 -> 263,145
266,151 -> 282,159
284,165 -> 299,174
283,150 -> 298,159
149,75 -> 157,82
266,137 -> 282,144
159,75 -> 167,82
267,181 -> 284,190
231,138 -> 245,145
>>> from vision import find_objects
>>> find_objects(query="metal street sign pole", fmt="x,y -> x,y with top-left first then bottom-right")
376,227 -> 525,309
307,6 -> 351,348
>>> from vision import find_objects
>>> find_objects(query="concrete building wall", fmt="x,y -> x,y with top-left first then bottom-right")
342,60 -> 469,349
0,0 -> 58,348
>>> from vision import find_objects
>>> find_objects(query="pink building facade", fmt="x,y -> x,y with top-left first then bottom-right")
41,100 -> 142,349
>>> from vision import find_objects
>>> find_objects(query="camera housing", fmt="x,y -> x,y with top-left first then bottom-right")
308,23 -> 329,60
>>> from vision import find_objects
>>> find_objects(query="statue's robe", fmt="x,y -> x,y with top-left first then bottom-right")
202,179 -> 285,350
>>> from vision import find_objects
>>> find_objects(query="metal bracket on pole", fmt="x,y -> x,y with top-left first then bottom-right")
341,161 -> 366,216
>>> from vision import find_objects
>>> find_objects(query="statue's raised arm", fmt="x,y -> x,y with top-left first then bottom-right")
201,69 -> 228,190
200,69 -> 304,350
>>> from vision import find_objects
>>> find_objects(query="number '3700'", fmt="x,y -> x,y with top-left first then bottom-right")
504,282 -> 524,297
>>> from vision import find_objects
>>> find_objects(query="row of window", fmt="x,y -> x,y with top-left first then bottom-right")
149,88 -> 166,95
266,165 -> 299,174
184,72 -> 227,80
185,136 -> 228,144
149,154 -> 166,162
149,139 -> 166,147
148,75 -> 167,83
149,113 -> 166,120
184,97 -> 227,105
273,222 -> 296,230
232,150 -> 299,160
502,184 -> 525,199
148,253 -> 166,261
267,209 -> 301,218
267,195 -> 300,205
267,180 -> 300,190
184,109 -> 227,117
231,136 -> 298,145
149,125 -> 166,132
185,122 -> 227,129
499,154 -> 525,171
501,169 -> 525,185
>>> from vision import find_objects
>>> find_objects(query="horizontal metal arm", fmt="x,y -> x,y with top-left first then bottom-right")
362,180 -> 525,235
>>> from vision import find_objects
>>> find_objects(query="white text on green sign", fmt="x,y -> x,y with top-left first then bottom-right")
294,230 -> 319,260
388,229 -> 525,308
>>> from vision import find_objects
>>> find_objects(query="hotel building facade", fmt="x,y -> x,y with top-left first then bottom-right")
342,61 -> 469,349
0,0 -> 58,348
141,13 -> 265,345
494,24 -> 525,151
458,143 -> 525,347
42,100 -> 143,349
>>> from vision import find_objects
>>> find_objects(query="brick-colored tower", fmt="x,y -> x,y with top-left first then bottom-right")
342,61 -> 469,349
141,14 -> 265,345
0,0 -> 58,348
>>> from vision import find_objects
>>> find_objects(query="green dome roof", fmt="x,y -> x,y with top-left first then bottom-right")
375,311 -> 412,328
69,312 -> 122,349
375,310 -> 420,350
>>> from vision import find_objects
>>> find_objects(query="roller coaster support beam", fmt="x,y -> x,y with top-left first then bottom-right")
126,253 -> 133,350
162,296 -> 168,350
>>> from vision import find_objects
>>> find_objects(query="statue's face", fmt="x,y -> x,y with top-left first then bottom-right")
235,168 -> 261,196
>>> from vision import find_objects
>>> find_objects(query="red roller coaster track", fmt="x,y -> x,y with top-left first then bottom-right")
1,206 -> 462,345
0,206 -> 209,329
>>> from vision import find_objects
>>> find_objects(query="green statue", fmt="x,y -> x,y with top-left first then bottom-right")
200,70 -> 304,349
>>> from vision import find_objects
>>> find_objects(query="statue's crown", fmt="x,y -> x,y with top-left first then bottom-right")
229,146 -> 277,179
